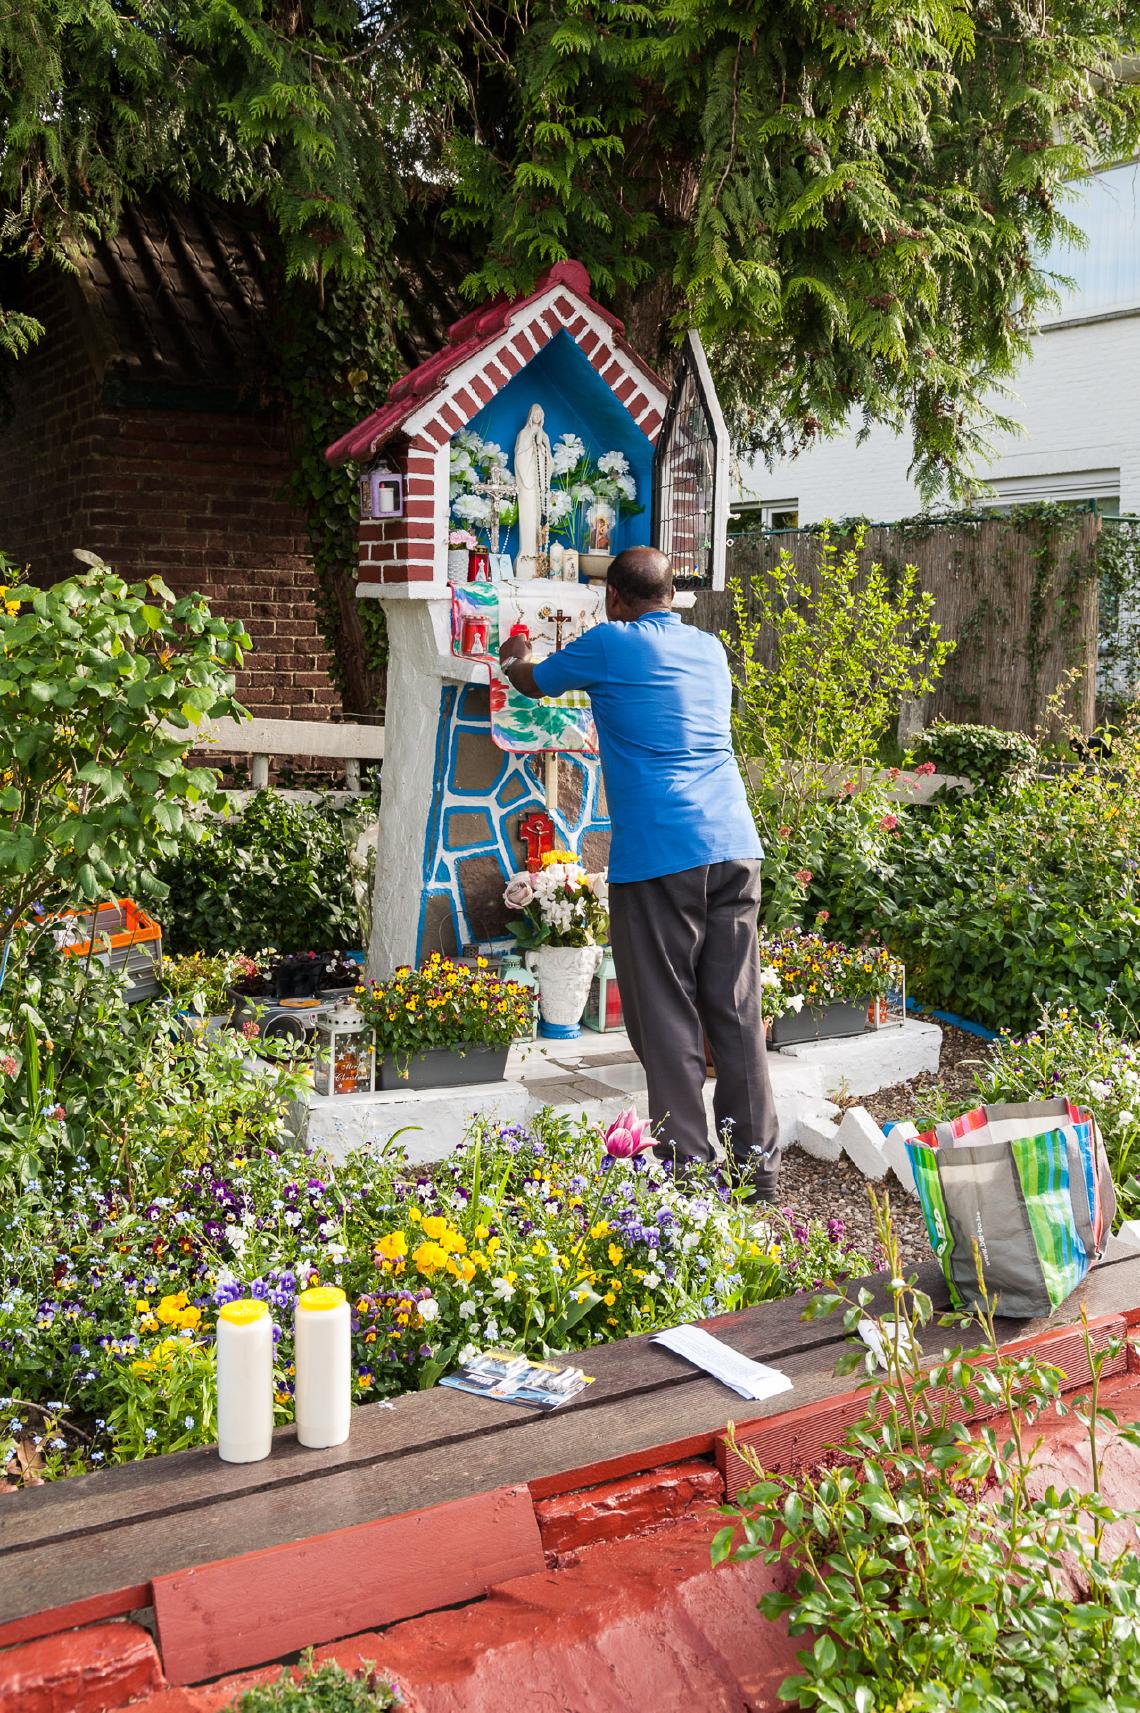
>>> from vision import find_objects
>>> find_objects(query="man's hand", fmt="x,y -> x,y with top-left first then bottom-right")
498,635 -> 543,700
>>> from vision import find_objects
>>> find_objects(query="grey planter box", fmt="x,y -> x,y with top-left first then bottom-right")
768,999 -> 870,1049
376,1044 -> 510,1091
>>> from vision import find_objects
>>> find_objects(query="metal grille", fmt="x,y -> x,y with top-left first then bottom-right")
652,331 -> 728,590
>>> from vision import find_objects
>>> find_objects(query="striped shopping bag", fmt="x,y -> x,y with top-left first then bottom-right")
905,1099 -> 1116,1318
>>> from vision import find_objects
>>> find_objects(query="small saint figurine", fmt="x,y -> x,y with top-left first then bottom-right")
514,403 -> 552,579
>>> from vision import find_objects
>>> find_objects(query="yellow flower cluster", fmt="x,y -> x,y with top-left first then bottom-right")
541,849 -> 578,867
130,1334 -> 199,1376
135,1292 -> 201,1334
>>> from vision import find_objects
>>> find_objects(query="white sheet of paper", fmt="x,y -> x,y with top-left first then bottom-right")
651,1325 -> 793,1401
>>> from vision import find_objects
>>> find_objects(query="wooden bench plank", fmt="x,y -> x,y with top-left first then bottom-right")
196,717 -> 386,759
152,1483 -> 544,1686
1,1264 -> 949,1553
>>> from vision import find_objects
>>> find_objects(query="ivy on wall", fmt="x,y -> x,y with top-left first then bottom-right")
275,270 -> 406,715
1097,517 -> 1140,718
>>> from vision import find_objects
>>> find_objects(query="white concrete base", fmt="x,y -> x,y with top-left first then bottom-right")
796,1107 -> 842,1162
776,1020 -> 942,1100
306,1079 -> 531,1165
882,1120 -> 920,1196
837,1106 -> 890,1180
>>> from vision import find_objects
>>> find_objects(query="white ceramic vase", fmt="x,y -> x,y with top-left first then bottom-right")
526,945 -> 602,1040
447,548 -> 469,579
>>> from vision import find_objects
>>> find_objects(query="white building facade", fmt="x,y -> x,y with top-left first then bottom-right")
737,161 -> 1140,525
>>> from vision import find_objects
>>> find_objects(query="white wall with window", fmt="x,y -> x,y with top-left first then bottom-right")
735,160 -> 1140,525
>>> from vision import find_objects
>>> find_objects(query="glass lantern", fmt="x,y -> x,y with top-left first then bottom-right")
582,949 -> 623,1033
312,1001 -> 375,1097
500,951 -> 538,1042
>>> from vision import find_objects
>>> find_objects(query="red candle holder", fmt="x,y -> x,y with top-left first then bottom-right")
467,549 -> 491,582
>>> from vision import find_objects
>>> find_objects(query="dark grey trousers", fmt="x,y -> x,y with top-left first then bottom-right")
608,858 -> 780,1193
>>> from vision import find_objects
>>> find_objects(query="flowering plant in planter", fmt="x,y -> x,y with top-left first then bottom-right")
759,931 -> 900,1009
355,955 -> 534,1066
161,952 -> 247,1017
503,852 -> 609,948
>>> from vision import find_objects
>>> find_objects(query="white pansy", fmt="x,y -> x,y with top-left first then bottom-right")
759,966 -> 780,990
458,1342 -> 480,1365
459,1300 -> 477,1320
1120,1110 -> 1136,1127
1088,1080 -> 1110,1101
418,1297 -> 439,1322
492,1276 -> 515,1300
787,993 -> 806,1013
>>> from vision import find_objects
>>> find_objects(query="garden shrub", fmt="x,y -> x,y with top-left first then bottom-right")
962,1008 -> 1140,1224
782,707 -> 1140,1032
714,1195 -> 1140,1711
152,790 -> 368,955
725,526 -> 952,845
0,560 -> 247,926
223,1657 -> 398,1713
909,720 -> 1039,790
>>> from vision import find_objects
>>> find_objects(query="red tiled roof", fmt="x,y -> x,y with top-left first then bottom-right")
325,260 -> 660,465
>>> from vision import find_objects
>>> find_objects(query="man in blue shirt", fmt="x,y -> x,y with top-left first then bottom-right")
499,546 -> 780,1202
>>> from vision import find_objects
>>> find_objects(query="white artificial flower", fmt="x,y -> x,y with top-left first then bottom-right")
453,493 -> 490,523
418,1297 -> 439,1322
617,473 -> 637,501
597,450 -> 629,477
547,490 -> 571,522
552,433 -> 586,474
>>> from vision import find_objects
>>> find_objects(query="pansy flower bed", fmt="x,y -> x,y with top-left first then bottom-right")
0,1108 -> 870,1485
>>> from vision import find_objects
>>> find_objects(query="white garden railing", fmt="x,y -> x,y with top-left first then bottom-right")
194,717 -> 386,793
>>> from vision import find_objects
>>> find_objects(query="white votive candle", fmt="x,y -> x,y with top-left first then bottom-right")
216,1298 -> 274,1464
294,1284 -> 351,1448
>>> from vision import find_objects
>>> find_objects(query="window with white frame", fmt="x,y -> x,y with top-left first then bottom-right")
730,499 -> 800,531
985,470 -> 1120,514
1038,161 -> 1140,323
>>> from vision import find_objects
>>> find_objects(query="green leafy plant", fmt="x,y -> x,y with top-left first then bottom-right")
726,528 -> 953,845
0,561 -> 248,930
966,1007 -> 1140,1224
910,722 -> 1039,791
153,791 -> 368,956
356,954 -> 534,1070
223,1655 -> 399,1713
713,1192 -> 1140,1711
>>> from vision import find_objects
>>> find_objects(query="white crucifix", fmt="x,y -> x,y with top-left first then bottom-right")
470,464 -> 518,556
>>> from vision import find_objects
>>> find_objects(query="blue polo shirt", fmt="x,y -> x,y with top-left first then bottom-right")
530,610 -> 762,884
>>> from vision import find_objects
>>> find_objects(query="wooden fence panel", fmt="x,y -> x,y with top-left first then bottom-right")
701,515 -> 1101,735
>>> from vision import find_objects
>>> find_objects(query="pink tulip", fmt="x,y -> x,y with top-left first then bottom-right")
603,1107 -> 654,1158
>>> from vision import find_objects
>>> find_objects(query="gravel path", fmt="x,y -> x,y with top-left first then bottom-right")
776,1026 -> 995,1269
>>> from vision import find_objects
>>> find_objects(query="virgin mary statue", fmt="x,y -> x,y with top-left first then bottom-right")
513,403 -> 552,579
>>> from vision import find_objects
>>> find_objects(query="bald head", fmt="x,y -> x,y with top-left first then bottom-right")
606,546 -> 673,614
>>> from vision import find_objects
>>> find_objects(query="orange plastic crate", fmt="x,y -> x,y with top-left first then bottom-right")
55,899 -> 162,959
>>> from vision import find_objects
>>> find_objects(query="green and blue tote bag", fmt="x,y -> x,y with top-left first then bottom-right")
906,1098 -> 1115,1318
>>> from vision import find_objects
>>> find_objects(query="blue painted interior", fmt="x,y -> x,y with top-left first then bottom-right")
465,331 -> 654,564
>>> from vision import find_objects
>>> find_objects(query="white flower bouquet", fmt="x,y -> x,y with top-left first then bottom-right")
503,852 -> 609,948
449,429 -> 517,541
548,435 -> 642,552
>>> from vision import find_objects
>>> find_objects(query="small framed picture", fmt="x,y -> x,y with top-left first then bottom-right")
491,553 -> 514,581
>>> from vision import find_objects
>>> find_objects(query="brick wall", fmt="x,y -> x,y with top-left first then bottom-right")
0,272 -> 341,723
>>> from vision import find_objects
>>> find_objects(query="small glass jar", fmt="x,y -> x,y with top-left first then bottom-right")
582,949 -> 623,1033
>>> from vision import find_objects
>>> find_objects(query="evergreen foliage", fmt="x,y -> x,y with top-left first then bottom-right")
2,2 -> 1139,495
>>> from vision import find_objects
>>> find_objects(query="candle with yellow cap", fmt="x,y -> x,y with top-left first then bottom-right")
216,1298 -> 274,1464
294,1284 -> 351,1448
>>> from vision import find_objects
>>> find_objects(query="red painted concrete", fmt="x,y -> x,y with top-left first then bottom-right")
0,1621 -> 161,1713
535,1461 -> 724,1560
314,1513 -> 799,1713
0,1586 -> 151,1654
153,1483 -> 544,1685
